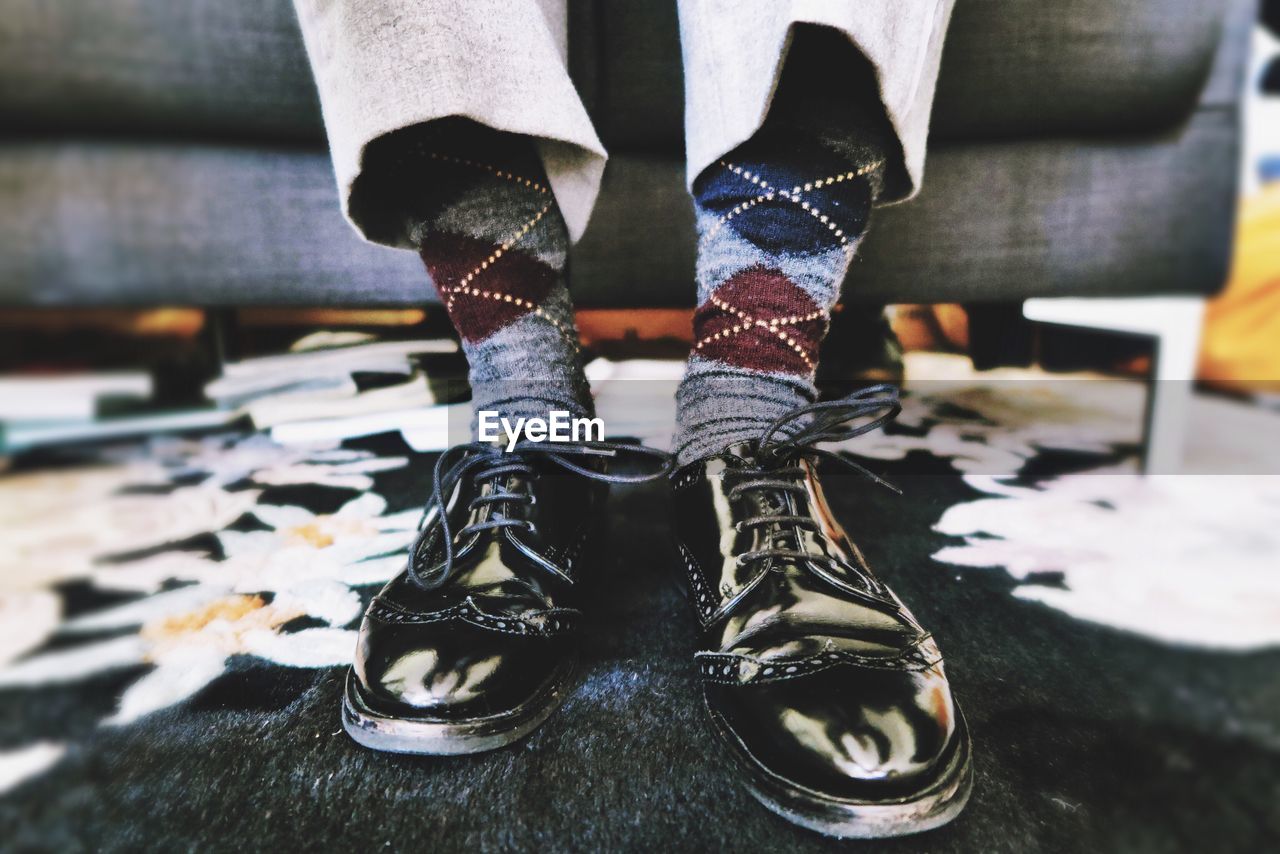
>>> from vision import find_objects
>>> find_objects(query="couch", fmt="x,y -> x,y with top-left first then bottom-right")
0,0 -> 1256,309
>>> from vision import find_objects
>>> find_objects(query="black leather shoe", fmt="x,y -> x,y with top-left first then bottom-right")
343,438 -> 669,755
670,386 -> 972,837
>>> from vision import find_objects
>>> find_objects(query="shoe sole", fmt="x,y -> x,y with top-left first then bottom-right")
341,660 -> 574,755
708,700 -> 974,839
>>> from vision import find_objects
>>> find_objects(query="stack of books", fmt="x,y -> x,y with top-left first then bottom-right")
204,334 -> 466,448
1,334 -> 465,455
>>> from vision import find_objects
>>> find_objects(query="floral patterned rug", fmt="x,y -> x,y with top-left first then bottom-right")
1,370 -> 1278,851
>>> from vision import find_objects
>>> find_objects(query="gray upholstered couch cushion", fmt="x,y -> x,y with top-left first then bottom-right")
0,142 -> 423,307
0,0 -> 322,141
0,0 -> 1252,308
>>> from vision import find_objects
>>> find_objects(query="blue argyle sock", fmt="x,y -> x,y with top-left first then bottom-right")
673,26 -> 897,464
673,139 -> 882,464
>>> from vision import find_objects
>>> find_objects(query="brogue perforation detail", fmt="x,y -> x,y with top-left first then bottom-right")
366,597 -> 579,637
677,542 -> 722,625
694,643 -> 940,685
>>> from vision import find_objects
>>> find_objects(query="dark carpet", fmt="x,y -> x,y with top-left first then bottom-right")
1,433 -> 1278,853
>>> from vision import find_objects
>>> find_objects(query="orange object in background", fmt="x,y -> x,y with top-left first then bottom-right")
1199,184 -> 1280,393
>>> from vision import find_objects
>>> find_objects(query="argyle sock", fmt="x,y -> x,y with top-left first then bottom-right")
672,27 -> 895,464
399,123 -> 592,435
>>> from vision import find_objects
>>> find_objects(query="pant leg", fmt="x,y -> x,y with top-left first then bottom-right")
292,0 -> 606,246
676,0 -> 954,203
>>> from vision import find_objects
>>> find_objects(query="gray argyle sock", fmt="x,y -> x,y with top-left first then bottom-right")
396,123 -> 592,434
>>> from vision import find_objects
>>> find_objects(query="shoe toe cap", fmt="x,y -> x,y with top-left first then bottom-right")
353,619 -> 566,720
709,662 -> 958,797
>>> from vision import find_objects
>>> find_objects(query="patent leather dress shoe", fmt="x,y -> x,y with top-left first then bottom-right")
343,438 -> 669,755
670,387 -> 972,837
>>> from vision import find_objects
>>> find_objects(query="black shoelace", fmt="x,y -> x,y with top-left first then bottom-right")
730,384 -> 902,580
410,438 -> 673,588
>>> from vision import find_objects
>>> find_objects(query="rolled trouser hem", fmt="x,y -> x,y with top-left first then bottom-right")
293,0 -> 606,247
677,0 -> 955,205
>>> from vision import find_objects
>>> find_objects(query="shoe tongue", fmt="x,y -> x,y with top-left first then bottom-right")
475,471 -> 533,515
728,467 -> 803,530
757,484 -> 789,515
720,440 -> 759,460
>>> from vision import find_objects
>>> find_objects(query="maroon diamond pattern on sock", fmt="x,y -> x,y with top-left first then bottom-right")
693,266 -> 827,376
419,231 -> 558,342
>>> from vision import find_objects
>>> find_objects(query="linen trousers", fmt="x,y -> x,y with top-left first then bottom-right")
293,0 -> 954,248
